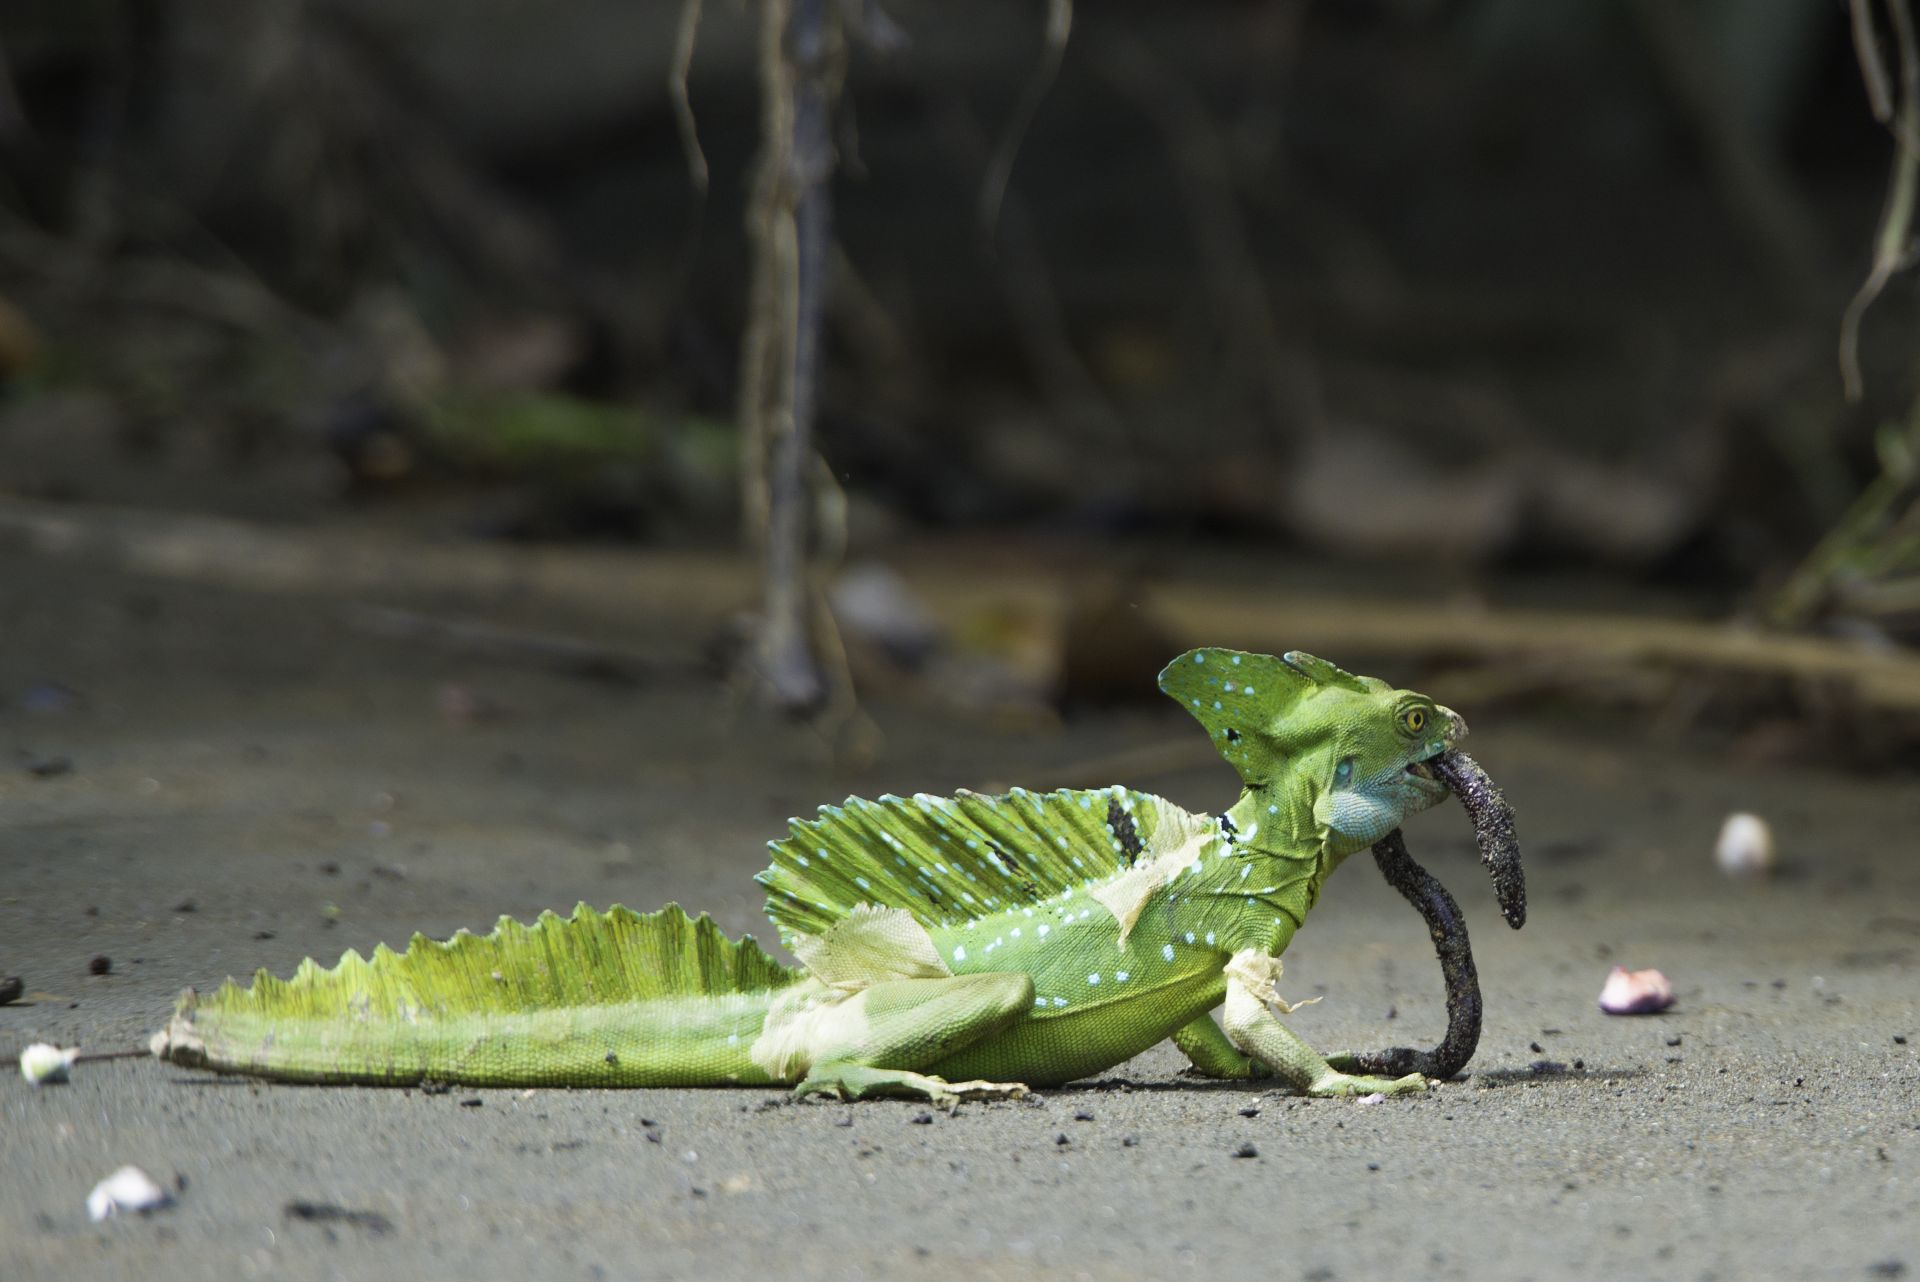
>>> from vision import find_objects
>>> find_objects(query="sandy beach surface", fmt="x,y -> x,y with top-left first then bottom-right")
3,548 -> 1916,1282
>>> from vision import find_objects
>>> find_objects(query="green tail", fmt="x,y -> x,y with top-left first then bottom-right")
152,904 -> 802,1087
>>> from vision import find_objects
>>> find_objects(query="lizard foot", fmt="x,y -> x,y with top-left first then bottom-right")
1304,1069 -> 1428,1098
793,1063 -> 1029,1107
936,1077 -> 1031,1103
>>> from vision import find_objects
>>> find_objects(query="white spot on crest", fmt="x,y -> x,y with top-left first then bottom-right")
1194,654 -> 1206,664
953,946 -> 967,962
1116,971 -> 1130,982
1010,928 -> 1021,938
855,877 -> 870,890
1052,996 -> 1068,1007
1230,655 -> 1240,665
1162,943 -> 1176,961
1185,932 -> 1195,944
1037,924 -> 1050,937
1088,973 -> 1101,985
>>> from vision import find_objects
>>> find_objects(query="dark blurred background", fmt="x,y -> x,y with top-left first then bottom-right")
2,0 -> 1918,757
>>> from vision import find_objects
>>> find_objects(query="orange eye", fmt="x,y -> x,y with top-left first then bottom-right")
1404,708 -> 1426,733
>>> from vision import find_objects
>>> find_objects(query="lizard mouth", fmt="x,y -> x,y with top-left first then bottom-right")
1404,745 -> 1449,782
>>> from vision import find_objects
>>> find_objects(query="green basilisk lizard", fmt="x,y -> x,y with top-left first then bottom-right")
151,648 -> 1525,1104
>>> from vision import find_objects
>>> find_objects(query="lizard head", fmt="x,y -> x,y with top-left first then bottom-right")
1157,648 -> 1466,855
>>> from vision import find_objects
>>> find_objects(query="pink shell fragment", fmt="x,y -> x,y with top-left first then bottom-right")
1598,966 -> 1675,1015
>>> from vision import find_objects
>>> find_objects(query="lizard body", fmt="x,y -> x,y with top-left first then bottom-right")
152,648 -> 1522,1104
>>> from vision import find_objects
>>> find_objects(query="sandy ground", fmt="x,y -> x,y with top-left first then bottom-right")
2,546 -> 1917,1282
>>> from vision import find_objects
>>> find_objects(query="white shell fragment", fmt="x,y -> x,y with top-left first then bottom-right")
1715,812 -> 1775,877
19,1042 -> 78,1086
1598,966 -> 1676,1015
86,1166 -> 171,1222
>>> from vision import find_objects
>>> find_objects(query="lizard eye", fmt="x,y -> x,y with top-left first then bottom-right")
1402,708 -> 1426,734
1334,757 -> 1354,786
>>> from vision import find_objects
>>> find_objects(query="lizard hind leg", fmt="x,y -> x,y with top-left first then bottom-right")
781,971 -> 1037,1106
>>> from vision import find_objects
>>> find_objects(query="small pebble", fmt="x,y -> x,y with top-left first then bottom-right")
87,955 -> 111,976
910,1112 -> 933,1125
1895,1035 -> 1908,1046
0,976 -> 22,1005
1715,812 -> 1774,877
1072,1110 -> 1094,1122
86,1166 -> 170,1221
1121,1135 -> 1139,1147
1232,1143 -> 1258,1159
1357,1093 -> 1387,1105
1054,1133 -> 1071,1147
1237,1106 -> 1260,1118
19,1043 -> 78,1085
1598,965 -> 1675,1015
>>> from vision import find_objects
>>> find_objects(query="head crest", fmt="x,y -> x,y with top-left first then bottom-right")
1158,648 -> 1357,785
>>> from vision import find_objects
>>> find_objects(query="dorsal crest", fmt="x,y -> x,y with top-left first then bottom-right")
757,786 -> 1178,941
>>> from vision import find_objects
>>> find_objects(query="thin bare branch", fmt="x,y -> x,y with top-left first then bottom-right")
1852,0 -> 1896,123
669,0 -> 710,195
1841,0 -> 1920,401
976,0 -> 1072,242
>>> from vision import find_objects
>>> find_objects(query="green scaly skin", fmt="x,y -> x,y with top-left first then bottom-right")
152,649 -> 1480,1105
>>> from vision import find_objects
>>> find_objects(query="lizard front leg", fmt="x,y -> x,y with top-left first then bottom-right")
773,973 -> 1037,1107
1218,951 -> 1426,1097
